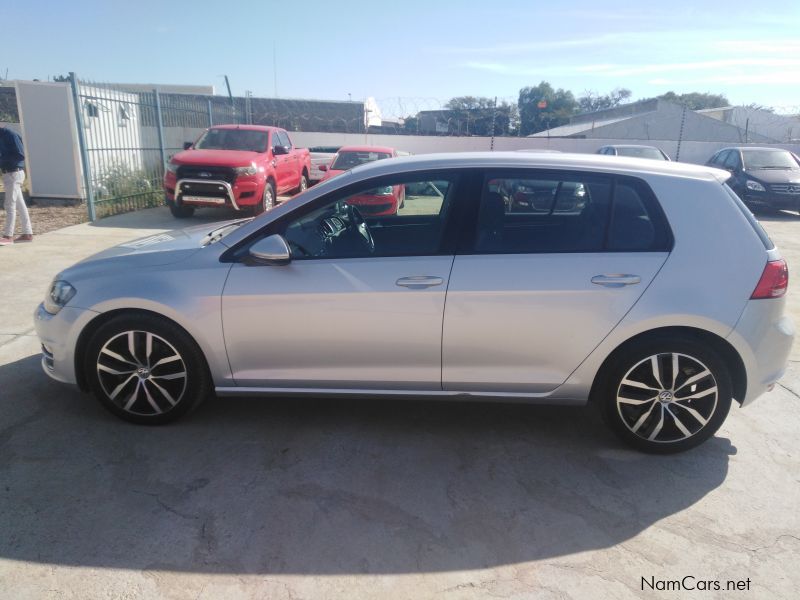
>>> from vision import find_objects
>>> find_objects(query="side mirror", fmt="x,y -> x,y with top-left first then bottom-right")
273,145 -> 289,156
319,164 -> 328,172
183,142 -> 193,150
247,234 -> 291,266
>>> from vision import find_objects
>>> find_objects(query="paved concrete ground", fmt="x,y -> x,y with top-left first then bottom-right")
0,206 -> 799,599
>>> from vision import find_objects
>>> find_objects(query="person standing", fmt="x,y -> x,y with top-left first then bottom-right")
0,126 -> 32,246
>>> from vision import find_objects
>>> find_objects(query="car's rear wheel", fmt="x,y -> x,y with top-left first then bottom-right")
85,314 -> 212,424
598,336 -> 732,453
168,200 -> 195,219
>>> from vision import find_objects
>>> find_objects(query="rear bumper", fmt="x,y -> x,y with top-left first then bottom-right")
727,298 -> 795,406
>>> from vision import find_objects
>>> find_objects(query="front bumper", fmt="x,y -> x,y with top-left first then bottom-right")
164,173 -> 263,210
34,303 -> 99,385
742,192 -> 800,211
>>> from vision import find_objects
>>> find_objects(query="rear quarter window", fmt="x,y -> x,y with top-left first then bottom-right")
606,178 -> 672,251
723,183 -> 775,250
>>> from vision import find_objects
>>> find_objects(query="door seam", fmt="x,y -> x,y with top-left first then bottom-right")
439,254 -> 458,391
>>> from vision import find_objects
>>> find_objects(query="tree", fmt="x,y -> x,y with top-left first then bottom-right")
518,81 -> 577,136
657,91 -> 729,110
577,87 -> 632,113
438,96 -> 515,136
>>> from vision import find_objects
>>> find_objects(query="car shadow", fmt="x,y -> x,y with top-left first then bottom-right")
751,208 -> 798,222
86,206 -> 240,230
0,353 -> 734,574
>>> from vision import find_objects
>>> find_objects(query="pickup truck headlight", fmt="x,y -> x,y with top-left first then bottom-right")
234,163 -> 258,176
746,180 -> 766,192
44,280 -> 76,315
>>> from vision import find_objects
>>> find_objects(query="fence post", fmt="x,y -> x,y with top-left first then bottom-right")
207,99 -> 213,126
68,72 -> 96,221
153,89 -> 167,171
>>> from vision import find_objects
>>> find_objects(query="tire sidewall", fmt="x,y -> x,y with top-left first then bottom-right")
85,314 -> 211,425
600,336 -> 732,453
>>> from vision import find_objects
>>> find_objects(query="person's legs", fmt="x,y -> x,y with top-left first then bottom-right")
2,171 -> 17,239
12,171 -> 32,236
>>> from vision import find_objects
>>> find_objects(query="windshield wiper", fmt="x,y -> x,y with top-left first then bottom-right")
202,219 -> 252,246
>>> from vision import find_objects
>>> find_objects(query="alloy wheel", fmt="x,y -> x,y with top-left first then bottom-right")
96,330 -> 188,416
615,352 -> 718,444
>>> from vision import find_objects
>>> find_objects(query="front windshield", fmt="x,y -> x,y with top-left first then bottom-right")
195,129 -> 268,153
331,151 -> 392,170
742,150 -> 799,169
616,147 -> 666,160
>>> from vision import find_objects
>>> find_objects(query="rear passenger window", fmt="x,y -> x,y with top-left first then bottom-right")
474,173 -> 671,254
475,173 -> 611,253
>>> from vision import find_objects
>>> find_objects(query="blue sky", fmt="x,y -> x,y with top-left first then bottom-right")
4,0 -> 800,116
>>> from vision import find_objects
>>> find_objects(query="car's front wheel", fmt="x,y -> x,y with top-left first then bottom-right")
85,314 -> 212,424
168,200 -> 195,219
598,336 -> 732,453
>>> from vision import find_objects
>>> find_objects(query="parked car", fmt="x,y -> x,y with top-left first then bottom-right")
597,145 -> 671,160
320,145 -> 404,215
706,147 -> 800,213
35,152 -> 793,453
163,125 -> 311,218
308,145 -> 341,183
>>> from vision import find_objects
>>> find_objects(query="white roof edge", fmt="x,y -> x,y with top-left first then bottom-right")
344,151 -> 732,183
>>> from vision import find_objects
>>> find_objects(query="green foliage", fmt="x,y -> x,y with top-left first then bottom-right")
93,162 -> 160,218
657,91 -> 729,110
578,88 -> 632,113
518,82 -> 577,136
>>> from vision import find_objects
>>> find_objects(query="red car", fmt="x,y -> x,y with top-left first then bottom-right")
320,145 -> 404,216
164,125 -> 311,218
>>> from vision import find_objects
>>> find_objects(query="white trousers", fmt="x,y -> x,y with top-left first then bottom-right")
2,170 -> 32,237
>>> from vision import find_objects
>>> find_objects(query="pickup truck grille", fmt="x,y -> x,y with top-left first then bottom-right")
176,165 -> 236,184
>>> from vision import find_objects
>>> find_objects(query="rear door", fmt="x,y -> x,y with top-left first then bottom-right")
442,170 -> 672,393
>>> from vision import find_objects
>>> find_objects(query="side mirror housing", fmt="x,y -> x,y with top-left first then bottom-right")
247,234 -> 292,266
183,142 -> 193,150
273,145 -> 289,156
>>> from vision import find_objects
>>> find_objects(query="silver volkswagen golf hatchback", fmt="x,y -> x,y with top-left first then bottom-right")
35,153 -> 794,453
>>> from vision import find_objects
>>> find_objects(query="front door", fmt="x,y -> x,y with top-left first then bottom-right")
222,172 -> 462,389
443,170 -> 671,393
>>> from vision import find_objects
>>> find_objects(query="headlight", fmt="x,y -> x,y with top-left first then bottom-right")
166,161 -> 179,174
234,163 -> 258,176
746,180 -> 766,192
44,280 -> 76,315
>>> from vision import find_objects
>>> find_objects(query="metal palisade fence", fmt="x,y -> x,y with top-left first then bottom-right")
69,74 -> 239,219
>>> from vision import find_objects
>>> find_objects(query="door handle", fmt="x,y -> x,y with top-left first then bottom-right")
591,274 -> 641,287
396,276 -> 444,289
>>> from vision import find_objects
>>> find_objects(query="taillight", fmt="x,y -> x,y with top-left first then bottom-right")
751,258 -> 789,299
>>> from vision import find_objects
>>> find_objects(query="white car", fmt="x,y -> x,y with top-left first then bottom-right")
34,152 -> 793,453
308,146 -> 341,182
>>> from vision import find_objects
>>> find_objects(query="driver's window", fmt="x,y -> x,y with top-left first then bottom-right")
280,175 -> 457,260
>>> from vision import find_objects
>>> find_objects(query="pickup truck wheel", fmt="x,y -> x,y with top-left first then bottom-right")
169,201 -> 195,219
295,174 -> 308,195
256,181 -> 276,214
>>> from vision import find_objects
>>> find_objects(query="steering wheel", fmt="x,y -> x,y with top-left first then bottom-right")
346,203 -> 375,253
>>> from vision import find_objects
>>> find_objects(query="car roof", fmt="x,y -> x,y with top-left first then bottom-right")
344,151 -> 729,183
605,144 -> 663,150
209,124 -> 276,132
717,146 -> 790,153
337,145 -> 395,153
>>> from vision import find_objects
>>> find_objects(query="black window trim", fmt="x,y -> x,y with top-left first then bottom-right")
457,168 -> 674,256
221,168 -> 476,263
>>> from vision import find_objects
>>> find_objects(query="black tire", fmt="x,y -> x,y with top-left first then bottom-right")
85,313 -> 212,425
596,335 -> 732,454
294,173 -> 308,196
168,201 -> 195,219
255,180 -> 275,215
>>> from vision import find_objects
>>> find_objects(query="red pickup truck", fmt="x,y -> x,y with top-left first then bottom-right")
163,125 -> 311,218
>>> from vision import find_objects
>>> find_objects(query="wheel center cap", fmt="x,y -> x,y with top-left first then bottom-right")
136,367 -> 150,379
659,390 -> 673,403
